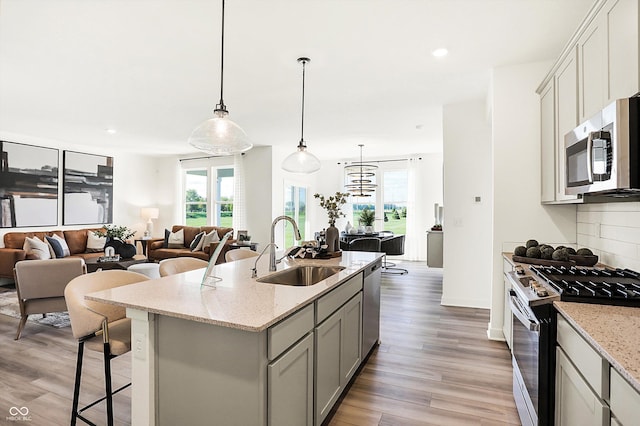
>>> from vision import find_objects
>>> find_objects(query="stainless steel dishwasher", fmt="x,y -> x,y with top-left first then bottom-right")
362,258 -> 382,357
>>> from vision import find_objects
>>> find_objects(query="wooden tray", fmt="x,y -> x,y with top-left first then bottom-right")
299,250 -> 342,259
512,255 -> 574,267
569,254 -> 599,266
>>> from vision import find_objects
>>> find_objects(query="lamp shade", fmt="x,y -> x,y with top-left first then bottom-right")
141,207 -> 159,220
282,145 -> 321,173
188,110 -> 253,155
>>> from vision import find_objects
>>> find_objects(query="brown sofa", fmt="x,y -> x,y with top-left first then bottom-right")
0,228 -> 104,279
147,225 -> 236,264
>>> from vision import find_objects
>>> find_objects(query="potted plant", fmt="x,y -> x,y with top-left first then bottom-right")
359,208 -> 375,233
314,192 -> 350,252
94,225 -> 137,258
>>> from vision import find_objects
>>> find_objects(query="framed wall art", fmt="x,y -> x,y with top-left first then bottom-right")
63,151 -> 113,225
0,141 -> 59,227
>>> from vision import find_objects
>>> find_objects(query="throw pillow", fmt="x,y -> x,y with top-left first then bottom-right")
45,236 -> 65,258
190,231 -> 206,252
52,234 -> 71,257
201,230 -> 221,250
167,228 -> 184,249
86,232 -> 107,253
23,236 -> 52,260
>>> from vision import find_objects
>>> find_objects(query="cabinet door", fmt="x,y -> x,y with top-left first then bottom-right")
556,49 -> 580,202
555,347 -> 609,426
578,19 -> 605,122
540,79 -> 556,203
341,292 -> 362,384
605,0 -> 639,102
268,332 -> 314,426
315,309 -> 343,426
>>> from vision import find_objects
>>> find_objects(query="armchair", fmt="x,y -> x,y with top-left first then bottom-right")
13,257 -> 87,339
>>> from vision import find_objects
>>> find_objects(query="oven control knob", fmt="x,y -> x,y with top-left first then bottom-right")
536,288 -> 548,297
515,265 -> 525,275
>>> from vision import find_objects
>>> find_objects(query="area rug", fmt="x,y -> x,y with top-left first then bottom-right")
0,289 -> 71,328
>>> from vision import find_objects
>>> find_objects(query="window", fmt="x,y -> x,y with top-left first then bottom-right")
348,166 -> 408,235
284,185 -> 307,247
382,170 -> 408,234
183,167 -> 234,227
215,168 -> 234,227
185,169 -> 207,226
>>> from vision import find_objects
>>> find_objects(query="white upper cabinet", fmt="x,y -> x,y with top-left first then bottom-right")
605,0 -> 640,102
578,19 -> 606,122
540,79 -> 556,203
556,50 -> 580,202
537,0 -> 639,204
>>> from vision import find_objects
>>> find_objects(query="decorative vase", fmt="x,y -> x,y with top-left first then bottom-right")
365,225 -> 374,234
104,237 -> 137,259
325,225 -> 339,252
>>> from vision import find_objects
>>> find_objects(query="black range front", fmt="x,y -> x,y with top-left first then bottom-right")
508,274 -> 557,426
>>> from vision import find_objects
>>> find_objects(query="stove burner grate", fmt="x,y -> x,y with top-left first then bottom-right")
530,265 -> 640,307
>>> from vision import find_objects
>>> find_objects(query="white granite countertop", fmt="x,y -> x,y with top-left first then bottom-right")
86,251 -> 383,332
554,301 -> 640,393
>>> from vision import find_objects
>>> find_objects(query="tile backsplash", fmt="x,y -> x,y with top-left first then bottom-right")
577,202 -> 640,271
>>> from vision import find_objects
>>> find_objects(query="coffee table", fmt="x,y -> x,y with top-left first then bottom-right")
85,257 -> 149,273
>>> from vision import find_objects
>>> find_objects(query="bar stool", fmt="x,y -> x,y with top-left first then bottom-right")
64,270 -> 150,426
158,257 -> 209,277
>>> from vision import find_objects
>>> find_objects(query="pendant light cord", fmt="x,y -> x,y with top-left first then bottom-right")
299,58 -> 307,148
216,0 -> 227,112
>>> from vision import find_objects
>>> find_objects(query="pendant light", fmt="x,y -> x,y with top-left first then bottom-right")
344,144 -> 377,197
281,57 -> 321,173
188,0 -> 252,155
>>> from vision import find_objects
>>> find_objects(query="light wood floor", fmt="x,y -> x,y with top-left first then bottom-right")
0,262 -> 519,425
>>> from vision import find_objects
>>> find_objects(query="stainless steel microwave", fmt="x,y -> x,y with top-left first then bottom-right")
565,97 -> 640,195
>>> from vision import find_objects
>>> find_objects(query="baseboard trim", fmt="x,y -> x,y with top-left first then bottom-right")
487,323 -> 506,341
440,297 -> 489,309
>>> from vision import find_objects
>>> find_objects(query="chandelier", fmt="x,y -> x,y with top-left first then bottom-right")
344,144 -> 377,197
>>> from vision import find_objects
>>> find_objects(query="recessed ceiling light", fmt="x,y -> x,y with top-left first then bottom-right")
105,128 -> 117,134
432,48 -> 448,58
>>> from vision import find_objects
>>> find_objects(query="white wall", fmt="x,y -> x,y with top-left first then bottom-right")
489,61 -> 577,339
0,131 -> 167,245
243,146 -> 273,247
442,99 -> 493,308
577,202 -> 640,271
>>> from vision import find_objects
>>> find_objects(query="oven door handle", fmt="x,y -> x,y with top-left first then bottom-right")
509,291 -> 540,333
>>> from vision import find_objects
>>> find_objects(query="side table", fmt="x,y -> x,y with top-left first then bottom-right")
135,238 -> 153,257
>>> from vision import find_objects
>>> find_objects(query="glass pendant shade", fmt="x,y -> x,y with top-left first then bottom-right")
188,0 -> 251,156
188,109 -> 253,155
282,143 -> 321,173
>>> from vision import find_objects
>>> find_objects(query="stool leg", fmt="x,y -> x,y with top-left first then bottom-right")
103,343 -> 114,426
71,341 -> 84,426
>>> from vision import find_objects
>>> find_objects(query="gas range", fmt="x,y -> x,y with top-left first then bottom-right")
528,265 -> 640,307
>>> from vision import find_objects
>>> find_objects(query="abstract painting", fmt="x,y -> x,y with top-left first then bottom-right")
63,151 -> 113,225
0,141 -> 59,227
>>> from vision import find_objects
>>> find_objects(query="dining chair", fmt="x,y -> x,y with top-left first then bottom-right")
348,237 -> 382,252
380,235 -> 408,275
158,257 -> 209,277
64,270 -> 150,426
13,257 -> 87,340
225,249 -> 259,262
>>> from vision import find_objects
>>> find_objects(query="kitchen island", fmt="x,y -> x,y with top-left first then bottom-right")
87,251 -> 383,426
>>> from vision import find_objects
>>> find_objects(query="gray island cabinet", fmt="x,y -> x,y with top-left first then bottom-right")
87,251 -> 382,426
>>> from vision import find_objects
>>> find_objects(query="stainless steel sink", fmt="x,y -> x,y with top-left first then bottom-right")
257,265 -> 345,286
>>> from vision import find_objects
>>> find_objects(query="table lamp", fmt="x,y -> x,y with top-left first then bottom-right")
141,207 -> 159,238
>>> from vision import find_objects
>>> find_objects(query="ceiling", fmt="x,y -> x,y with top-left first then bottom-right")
0,0 -> 594,161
